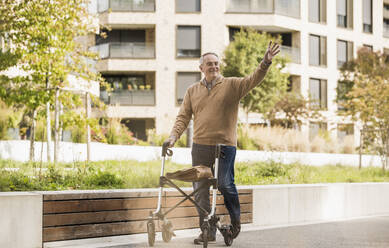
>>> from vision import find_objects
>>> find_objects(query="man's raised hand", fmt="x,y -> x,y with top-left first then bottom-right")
264,41 -> 280,63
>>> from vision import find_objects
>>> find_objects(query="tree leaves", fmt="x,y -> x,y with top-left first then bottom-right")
0,0 -> 102,122
221,28 -> 289,118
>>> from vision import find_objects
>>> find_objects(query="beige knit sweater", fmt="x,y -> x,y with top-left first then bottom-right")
170,61 -> 271,146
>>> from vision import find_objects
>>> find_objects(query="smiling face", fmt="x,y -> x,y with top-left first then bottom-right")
199,53 -> 220,82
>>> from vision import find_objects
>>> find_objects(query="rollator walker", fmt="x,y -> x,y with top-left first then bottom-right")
147,142 -> 234,248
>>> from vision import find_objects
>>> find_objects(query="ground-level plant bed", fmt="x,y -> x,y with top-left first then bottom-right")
1,159 -> 389,192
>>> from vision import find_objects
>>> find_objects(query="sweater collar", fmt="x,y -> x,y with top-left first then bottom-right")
200,75 -> 223,88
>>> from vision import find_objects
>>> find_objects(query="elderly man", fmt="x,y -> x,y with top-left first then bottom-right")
166,41 -> 280,244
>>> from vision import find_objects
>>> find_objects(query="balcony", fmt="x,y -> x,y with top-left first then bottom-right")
92,42 -> 155,59
101,89 -> 155,106
98,0 -> 155,12
226,0 -> 300,19
280,46 -> 300,64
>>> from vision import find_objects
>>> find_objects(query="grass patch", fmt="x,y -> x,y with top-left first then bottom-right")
1,159 -> 389,191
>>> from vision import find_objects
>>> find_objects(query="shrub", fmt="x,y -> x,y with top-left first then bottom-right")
147,129 -> 188,147
237,124 -> 257,150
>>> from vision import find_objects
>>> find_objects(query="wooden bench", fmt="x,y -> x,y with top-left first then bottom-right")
43,188 -> 253,242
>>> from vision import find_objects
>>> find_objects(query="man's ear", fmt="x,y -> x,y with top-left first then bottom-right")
199,64 -> 203,72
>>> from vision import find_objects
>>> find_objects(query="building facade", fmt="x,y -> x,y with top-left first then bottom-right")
89,0 -> 389,142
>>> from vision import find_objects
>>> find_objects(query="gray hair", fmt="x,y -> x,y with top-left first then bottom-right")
199,52 -> 219,65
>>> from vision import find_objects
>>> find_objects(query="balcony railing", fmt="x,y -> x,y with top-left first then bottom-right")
98,0 -> 155,12
91,42 -> 155,59
226,0 -> 300,18
280,46 -> 300,64
101,90 -> 155,106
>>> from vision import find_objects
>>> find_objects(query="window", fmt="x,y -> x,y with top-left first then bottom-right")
309,34 -> 327,66
337,0 -> 353,28
309,0 -> 326,23
176,0 -> 200,12
384,48 -> 389,63
337,40 -> 353,68
384,18 -> 389,37
336,80 -> 353,111
274,0 -> 300,18
385,3 -> 389,37
96,29 -> 146,45
177,26 -> 201,58
101,74 -> 155,106
287,75 -> 301,92
176,72 -> 201,104
363,0 -> 372,33
309,122 -> 327,141
363,44 -> 373,51
337,124 -> 354,141
309,78 -> 327,109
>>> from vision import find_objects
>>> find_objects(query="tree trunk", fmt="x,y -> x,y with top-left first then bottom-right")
46,77 -> 51,162
29,109 -> 37,161
54,87 -> 60,163
85,92 -> 91,163
59,102 -> 63,142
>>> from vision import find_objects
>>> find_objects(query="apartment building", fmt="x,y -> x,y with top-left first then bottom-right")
89,0 -> 389,142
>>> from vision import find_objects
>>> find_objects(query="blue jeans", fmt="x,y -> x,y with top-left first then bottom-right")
192,143 -> 241,237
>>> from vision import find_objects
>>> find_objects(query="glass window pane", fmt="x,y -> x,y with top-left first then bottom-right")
177,26 -> 201,57
309,78 -> 320,107
309,35 -> 320,65
177,72 -> 201,104
337,0 -> 346,15
275,0 -> 300,18
363,0 -> 372,24
309,0 -> 320,22
177,26 -> 200,49
320,80 -> 327,108
256,0 -> 273,12
309,122 -> 320,140
176,0 -> 200,12
337,124 -> 354,141
337,40 -> 347,67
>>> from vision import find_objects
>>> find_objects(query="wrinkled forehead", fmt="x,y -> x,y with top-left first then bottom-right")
203,54 -> 219,64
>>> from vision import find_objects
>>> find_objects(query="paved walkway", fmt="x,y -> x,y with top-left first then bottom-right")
45,216 -> 389,248
123,216 -> 389,248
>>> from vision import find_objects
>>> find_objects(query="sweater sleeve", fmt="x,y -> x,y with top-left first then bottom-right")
234,60 -> 271,99
169,89 -> 193,139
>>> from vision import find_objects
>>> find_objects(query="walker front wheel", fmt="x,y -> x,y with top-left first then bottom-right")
147,220 -> 155,247
162,220 -> 173,242
202,221 -> 210,248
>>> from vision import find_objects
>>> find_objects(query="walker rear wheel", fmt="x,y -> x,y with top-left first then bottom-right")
223,230 -> 233,246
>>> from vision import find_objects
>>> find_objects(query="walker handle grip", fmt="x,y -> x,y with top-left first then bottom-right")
162,141 -> 173,157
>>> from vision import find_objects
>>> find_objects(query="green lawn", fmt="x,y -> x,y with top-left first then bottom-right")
0,159 -> 389,191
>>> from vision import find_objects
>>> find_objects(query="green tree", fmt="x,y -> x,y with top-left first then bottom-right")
0,0 -> 104,161
221,28 -> 290,123
268,91 -> 321,129
337,47 -> 389,170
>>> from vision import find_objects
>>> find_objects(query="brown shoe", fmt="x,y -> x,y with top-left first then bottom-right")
193,233 -> 216,244
231,220 -> 241,239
